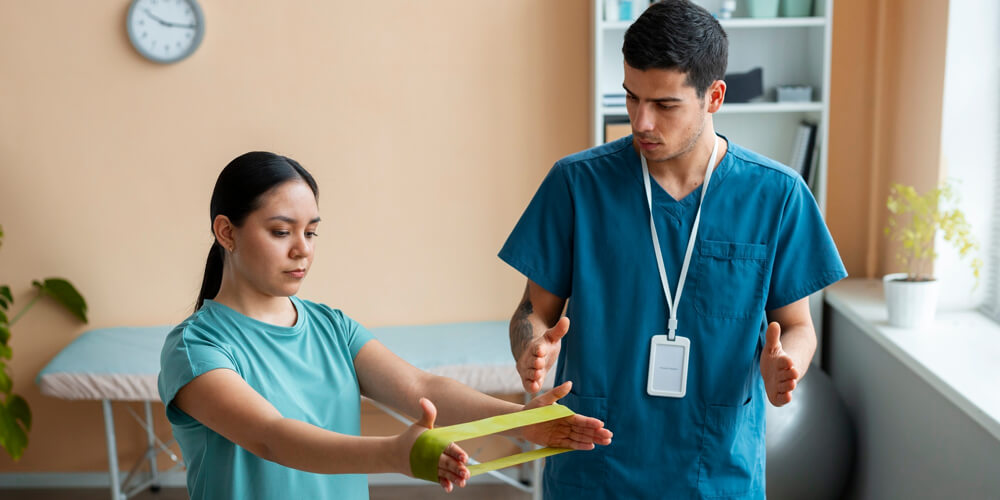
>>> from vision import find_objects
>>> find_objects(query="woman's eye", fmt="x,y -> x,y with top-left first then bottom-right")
306,232 -> 319,238
272,230 -> 290,237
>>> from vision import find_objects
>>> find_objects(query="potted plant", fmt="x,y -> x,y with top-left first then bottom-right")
0,224 -> 87,461
883,182 -> 982,328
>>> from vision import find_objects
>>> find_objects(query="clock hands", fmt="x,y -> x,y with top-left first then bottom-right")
143,8 -> 196,29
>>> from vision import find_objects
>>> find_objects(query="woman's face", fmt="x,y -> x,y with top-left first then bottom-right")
228,180 -> 320,298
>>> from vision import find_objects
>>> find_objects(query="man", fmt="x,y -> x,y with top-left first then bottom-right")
498,1 -> 847,498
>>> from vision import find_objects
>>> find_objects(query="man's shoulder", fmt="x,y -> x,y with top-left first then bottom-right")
726,142 -> 801,182
556,135 -> 634,169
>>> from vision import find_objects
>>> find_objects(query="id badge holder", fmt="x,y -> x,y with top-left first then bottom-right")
647,335 -> 690,398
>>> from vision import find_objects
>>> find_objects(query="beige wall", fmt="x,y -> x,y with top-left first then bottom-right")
0,1 -> 588,472
826,0 -> 951,278
0,0 -> 953,474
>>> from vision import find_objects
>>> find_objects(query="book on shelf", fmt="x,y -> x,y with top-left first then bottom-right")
788,121 -> 818,184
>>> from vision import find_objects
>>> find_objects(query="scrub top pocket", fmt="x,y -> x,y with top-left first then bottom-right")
693,240 -> 768,319
698,397 -> 764,498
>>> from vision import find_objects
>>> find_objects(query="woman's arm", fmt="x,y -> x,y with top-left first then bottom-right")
354,340 -> 612,448
172,368 -> 470,490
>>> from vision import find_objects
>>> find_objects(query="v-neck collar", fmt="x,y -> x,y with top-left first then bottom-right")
625,134 -> 733,219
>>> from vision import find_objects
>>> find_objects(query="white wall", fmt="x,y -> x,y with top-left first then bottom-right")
826,306 -> 1000,499
937,0 -> 1000,309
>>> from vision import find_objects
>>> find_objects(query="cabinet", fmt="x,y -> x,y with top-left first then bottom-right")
591,0 -> 834,210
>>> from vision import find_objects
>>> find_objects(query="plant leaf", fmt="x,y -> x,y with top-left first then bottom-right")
0,403 -> 28,461
0,325 -> 8,345
0,368 -> 10,394
0,286 -> 10,305
33,279 -> 87,323
8,395 -> 31,432
0,344 -> 10,360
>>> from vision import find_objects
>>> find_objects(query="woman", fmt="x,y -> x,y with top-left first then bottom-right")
158,152 -> 612,499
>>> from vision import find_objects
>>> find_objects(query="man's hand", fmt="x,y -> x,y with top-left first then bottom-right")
521,381 -> 613,449
760,322 -> 801,406
517,317 -> 569,393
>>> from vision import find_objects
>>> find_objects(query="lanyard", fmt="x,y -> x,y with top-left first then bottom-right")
640,137 -> 719,341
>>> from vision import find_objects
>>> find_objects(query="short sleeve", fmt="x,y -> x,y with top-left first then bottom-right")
498,162 -> 575,298
157,323 -> 238,409
340,313 -> 374,358
765,177 -> 848,310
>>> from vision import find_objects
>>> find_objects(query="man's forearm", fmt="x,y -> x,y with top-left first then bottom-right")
510,290 -> 537,359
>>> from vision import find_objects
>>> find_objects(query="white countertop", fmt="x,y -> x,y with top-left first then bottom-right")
825,279 -> 1000,442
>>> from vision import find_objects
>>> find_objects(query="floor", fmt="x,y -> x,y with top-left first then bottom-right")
1,484 -> 531,500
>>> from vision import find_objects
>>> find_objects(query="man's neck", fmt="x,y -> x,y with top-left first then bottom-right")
645,132 -> 726,201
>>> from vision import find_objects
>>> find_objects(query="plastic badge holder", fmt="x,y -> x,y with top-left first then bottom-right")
409,404 -> 576,482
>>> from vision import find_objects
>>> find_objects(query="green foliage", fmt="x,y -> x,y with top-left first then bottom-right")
884,183 -> 983,284
0,224 -> 87,461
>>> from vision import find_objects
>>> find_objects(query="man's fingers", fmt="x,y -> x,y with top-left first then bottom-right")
776,378 -> 797,393
764,322 -> 782,354
543,317 -> 570,344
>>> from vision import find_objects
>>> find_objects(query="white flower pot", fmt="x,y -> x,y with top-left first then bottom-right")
883,273 -> 939,328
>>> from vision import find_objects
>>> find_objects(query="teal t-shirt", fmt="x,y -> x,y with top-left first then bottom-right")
158,296 -> 374,500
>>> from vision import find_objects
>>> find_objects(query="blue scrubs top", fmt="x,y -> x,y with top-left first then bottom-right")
499,135 -> 847,499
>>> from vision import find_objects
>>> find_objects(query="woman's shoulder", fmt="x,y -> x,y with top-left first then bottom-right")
293,297 -> 362,331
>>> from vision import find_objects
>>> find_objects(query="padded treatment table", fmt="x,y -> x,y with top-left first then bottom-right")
37,321 -> 553,500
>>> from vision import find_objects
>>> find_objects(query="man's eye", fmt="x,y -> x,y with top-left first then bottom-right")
626,94 -> 637,101
658,103 -> 675,110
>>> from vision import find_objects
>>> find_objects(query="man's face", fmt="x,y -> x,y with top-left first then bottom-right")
624,63 -> 717,163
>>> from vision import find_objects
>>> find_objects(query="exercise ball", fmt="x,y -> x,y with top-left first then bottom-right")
766,366 -> 855,500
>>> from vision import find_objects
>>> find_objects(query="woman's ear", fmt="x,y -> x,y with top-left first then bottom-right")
213,215 -> 236,252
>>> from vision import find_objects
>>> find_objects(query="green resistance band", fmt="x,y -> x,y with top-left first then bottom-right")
409,404 -> 575,483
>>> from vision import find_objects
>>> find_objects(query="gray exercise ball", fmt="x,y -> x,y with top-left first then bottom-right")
766,366 -> 855,500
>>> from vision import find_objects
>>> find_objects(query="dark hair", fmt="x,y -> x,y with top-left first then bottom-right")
196,152 -> 319,310
622,0 -> 728,98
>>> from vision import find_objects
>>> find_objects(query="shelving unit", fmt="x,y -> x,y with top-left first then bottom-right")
591,0 -> 834,210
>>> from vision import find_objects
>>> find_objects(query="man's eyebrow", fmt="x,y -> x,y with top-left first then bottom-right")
268,216 -> 322,224
622,84 -> 683,103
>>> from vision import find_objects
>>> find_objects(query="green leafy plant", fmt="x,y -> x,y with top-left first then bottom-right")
0,224 -> 87,461
884,182 -> 983,284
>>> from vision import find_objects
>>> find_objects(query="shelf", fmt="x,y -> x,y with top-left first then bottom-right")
600,101 -> 823,116
601,17 -> 826,30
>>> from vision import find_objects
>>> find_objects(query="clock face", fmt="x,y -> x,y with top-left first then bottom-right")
126,0 -> 204,64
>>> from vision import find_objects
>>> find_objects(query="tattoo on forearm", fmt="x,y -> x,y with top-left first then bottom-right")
511,285 -> 534,359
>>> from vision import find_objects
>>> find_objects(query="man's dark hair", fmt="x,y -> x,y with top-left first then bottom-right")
623,0 -> 728,98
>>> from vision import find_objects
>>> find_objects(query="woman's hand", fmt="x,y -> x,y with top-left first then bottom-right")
521,381 -> 613,449
395,398 -> 470,492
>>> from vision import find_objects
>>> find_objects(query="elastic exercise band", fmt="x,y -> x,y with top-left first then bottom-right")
409,404 -> 575,482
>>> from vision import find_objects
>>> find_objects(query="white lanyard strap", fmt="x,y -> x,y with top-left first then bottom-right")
641,137 -> 719,341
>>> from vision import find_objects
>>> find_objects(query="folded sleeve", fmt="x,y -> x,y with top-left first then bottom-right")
158,323 -> 238,409
497,162 -> 575,298
766,177 -> 848,311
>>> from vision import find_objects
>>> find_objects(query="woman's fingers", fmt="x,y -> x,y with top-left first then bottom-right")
439,442 -> 469,486
442,442 -> 468,463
